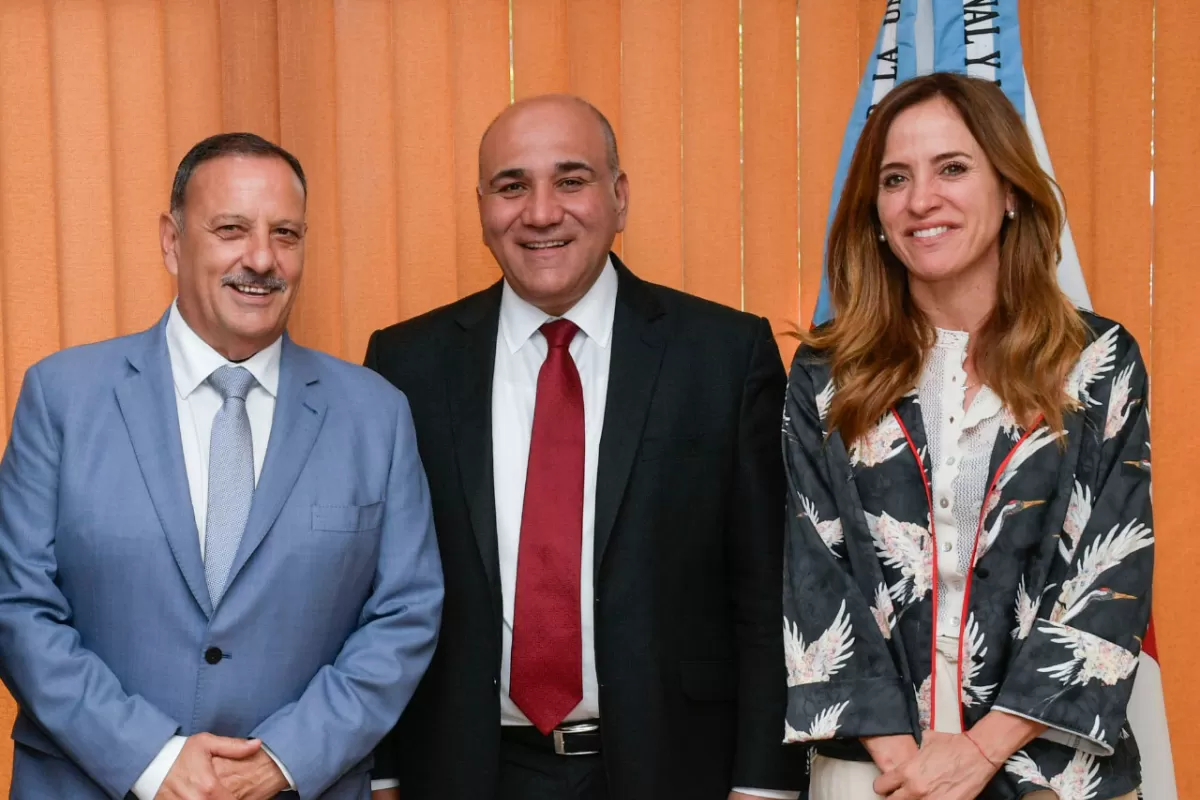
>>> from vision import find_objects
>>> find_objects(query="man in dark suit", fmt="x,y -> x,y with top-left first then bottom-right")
366,95 -> 803,800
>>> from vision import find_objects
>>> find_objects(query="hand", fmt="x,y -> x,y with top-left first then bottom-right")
155,734 -> 262,800
372,791 -> 401,800
212,746 -> 290,800
861,734 -> 920,773
873,731 -> 997,800
729,793 -> 768,800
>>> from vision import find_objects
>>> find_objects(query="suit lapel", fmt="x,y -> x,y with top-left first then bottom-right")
447,284 -> 504,616
224,336 -> 327,591
115,317 -> 213,617
594,258 -> 668,576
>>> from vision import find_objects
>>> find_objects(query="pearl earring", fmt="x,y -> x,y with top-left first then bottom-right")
878,232 -> 887,242
1006,209 -> 1016,220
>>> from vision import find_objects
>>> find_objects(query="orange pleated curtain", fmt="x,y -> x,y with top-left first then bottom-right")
1,0 -> 1196,795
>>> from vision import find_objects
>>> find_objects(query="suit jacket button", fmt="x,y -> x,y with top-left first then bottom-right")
204,647 -> 223,664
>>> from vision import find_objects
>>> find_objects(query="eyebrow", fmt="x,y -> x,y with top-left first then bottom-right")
208,214 -> 253,226
487,161 -> 598,187
207,214 -> 304,229
554,160 -> 596,176
879,151 -> 974,173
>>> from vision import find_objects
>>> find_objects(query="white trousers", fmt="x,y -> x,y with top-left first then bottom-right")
808,641 -> 1137,800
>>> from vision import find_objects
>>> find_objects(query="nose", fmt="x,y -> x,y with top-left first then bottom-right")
521,182 -> 565,228
243,224 -> 277,273
907,174 -> 941,217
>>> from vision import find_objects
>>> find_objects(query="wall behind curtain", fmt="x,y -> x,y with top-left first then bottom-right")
1,0 -> 1196,794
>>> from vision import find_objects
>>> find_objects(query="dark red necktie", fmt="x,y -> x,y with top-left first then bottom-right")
509,319 -> 585,734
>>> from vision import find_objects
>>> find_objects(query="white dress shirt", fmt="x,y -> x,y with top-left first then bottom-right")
918,329 -> 1004,643
495,259 -> 617,727
131,303 -> 295,799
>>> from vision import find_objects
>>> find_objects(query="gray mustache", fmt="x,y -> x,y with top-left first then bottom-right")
221,273 -> 288,292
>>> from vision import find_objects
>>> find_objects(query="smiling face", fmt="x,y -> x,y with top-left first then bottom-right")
875,96 -> 1013,293
160,154 -> 306,361
477,96 -> 629,316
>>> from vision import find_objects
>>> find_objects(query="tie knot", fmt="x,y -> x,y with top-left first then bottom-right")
209,365 -> 256,401
540,319 -> 579,350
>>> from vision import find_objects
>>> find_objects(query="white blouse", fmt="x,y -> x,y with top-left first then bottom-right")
918,329 -> 1005,642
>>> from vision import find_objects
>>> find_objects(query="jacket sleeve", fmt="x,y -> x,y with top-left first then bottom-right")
250,391 -> 445,797
725,318 -> 807,790
991,333 -> 1153,756
0,365 -> 181,797
782,350 -> 912,743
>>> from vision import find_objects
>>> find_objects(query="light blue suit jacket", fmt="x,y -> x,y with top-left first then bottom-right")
0,316 -> 443,799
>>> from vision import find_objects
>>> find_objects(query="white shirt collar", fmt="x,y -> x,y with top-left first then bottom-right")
934,327 -> 970,350
499,256 -> 618,353
165,301 -> 282,399
930,327 -> 1004,426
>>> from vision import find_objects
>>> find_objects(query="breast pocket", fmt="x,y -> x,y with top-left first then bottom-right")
311,502 -> 384,533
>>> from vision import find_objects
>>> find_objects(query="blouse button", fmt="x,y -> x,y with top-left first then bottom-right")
939,497 -> 950,509
941,540 -> 953,553
946,456 -> 956,466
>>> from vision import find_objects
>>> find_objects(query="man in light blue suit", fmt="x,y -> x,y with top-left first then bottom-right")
0,133 -> 443,800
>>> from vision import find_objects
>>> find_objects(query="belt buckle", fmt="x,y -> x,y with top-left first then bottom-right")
553,722 -> 600,756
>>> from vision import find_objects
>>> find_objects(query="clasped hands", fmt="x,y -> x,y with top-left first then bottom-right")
156,733 -> 290,800
863,730 -> 1001,800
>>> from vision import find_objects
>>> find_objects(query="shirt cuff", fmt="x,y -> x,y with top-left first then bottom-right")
733,788 -> 802,799
371,778 -> 401,790
261,743 -> 297,791
131,735 -> 187,800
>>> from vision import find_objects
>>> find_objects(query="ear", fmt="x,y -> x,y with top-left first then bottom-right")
1004,185 -> 1017,216
613,171 -> 630,233
476,185 -> 487,244
159,212 -> 182,277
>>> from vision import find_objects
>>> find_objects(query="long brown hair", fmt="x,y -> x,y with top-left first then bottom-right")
805,72 -> 1087,445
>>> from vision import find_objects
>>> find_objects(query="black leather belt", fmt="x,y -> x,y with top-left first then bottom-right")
501,721 -> 602,756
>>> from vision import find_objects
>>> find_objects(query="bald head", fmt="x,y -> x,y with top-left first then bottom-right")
478,94 -> 620,188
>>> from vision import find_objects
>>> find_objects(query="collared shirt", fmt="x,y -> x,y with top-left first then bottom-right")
168,301 -> 281,549
920,329 -> 1000,738
919,328 -> 1005,643
494,258 -> 617,726
131,303 -> 294,799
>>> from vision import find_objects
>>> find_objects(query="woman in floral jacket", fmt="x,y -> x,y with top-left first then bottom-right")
783,72 -> 1150,800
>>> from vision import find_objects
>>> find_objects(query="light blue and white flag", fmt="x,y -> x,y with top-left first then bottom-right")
811,0 -> 1090,325
811,3 -> 1177,797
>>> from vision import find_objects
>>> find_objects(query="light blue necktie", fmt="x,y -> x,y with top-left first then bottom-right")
204,365 -> 256,607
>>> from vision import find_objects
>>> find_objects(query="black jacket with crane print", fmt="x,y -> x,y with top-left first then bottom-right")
782,311 -> 1152,800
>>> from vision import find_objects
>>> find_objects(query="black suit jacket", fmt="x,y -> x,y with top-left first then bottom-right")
364,257 -> 805,798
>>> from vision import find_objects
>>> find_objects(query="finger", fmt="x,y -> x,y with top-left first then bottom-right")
193,762 -> 238,800
203,735 -> 263,759
874,767 -> 905,796
202,777 -> 238,800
